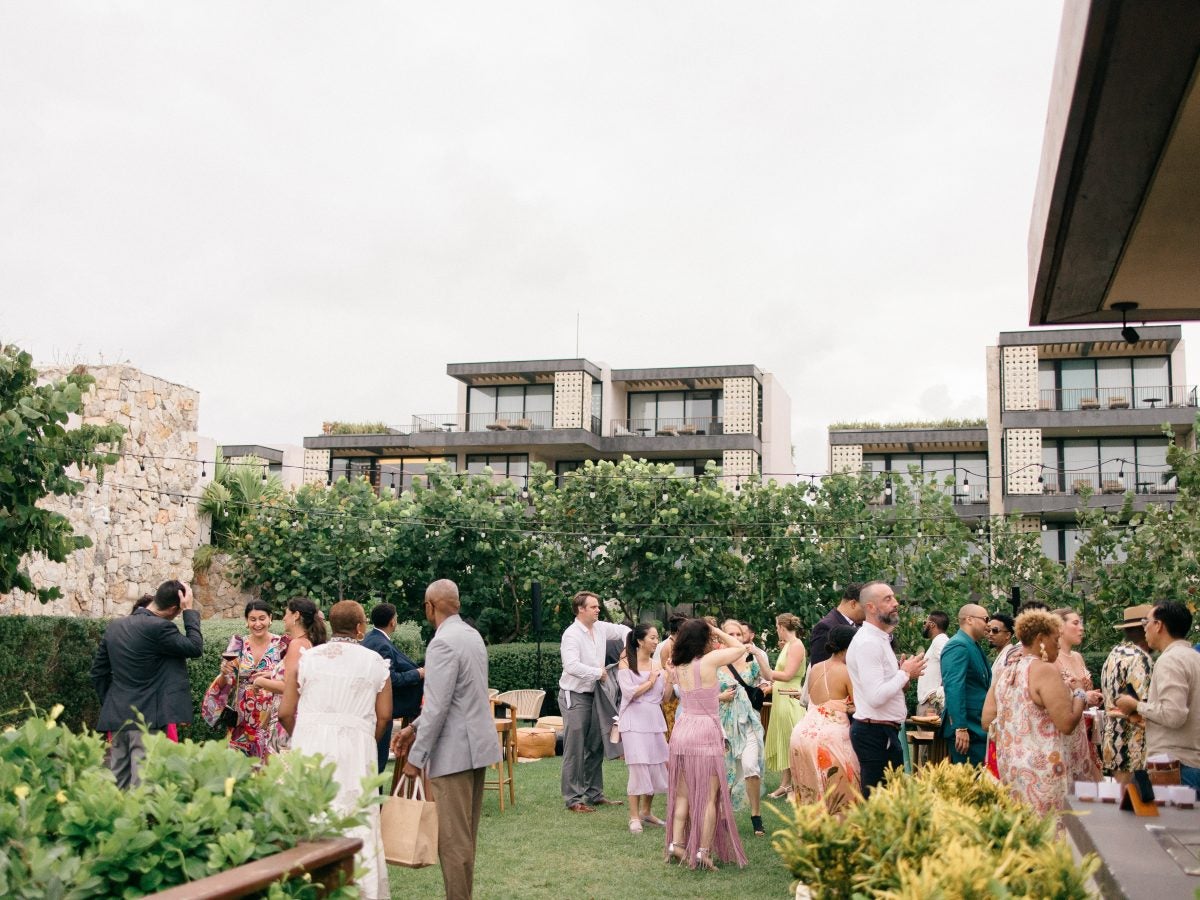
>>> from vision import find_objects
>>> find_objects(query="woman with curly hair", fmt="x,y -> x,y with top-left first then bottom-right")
982,609 -> 1085,819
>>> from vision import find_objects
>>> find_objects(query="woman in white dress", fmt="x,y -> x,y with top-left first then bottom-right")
281,600 -> 392,900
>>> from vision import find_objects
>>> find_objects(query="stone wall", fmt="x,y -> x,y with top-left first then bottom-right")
0,365 -> 204,618
193,553 -> 258,619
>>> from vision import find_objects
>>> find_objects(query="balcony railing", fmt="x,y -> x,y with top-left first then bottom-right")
612,416 -> 725,437
1040,469 -> 1178,495
1036,384 -> 1197,412
412,411 -> 554,433
868,482 -> 989,505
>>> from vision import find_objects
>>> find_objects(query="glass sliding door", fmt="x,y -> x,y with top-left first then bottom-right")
1059,361 -> 1096,410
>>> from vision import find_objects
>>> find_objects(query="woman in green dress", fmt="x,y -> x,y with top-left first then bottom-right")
717,619 -> 766,835
761,613 -> 807,798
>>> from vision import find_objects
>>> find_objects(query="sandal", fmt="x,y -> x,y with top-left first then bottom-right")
751,814 -> 765,836
664,841 -> 687,865
628,818 -> 643,834
767,786 -> 791,799
696,848 -> 718,871
641,814 -> 666,827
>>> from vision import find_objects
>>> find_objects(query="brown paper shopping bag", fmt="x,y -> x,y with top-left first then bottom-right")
381,775 -> 438,868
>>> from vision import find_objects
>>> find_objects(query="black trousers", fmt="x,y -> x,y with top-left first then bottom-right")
849,720 -> 904,799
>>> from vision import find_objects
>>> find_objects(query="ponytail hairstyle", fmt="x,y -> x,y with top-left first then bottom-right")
625,623 -> 654,676
287,597 -> 327,646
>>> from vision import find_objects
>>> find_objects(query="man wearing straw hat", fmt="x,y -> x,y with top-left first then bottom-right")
1099,604 -> 1154,783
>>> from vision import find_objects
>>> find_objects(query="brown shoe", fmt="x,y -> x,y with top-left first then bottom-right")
567,803 -> 595,813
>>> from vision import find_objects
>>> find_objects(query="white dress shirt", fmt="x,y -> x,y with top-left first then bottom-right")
916,631 -> 949,704
846,621 -> 910,723
558,618 -> 631,700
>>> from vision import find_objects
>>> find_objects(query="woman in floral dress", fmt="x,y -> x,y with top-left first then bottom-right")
1052,607 -> 1103,782
202,600 -> 289,760
789,626 -> 860,816
983,609 -> 1085,821
717,619 -> 766,835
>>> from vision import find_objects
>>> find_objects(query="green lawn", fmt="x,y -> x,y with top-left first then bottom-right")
387,757 -> 796,899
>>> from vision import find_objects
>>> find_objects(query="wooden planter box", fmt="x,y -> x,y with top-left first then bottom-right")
151,837 -> 362,899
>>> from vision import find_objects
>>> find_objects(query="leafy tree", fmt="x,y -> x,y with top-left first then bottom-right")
197,449 -> 285,548
0,346 -> 123,602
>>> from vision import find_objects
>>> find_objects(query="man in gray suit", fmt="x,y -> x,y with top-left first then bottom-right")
396,580 -> 500,900
90,579 -> 203,788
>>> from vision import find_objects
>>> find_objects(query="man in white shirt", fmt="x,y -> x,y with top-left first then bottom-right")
916,610 -> 950,712
846,581 -> 926,798
559,590 -> 631,812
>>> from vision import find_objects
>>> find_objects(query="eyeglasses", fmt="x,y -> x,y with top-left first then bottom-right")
964,615 -> 988,623
987,627 -> 1009,635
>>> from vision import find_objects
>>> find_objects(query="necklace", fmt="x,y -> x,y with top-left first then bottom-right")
329,636 -> 360,644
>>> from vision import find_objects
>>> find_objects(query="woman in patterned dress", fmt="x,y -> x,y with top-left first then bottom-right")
789,626 -> 860,816
717,619 -> 766,836
247,597 -> 328,753
202,600 -> 289,760
1099,605 -> 1154,782
982,609 -> 1086,820
1052,607 -> 1103,782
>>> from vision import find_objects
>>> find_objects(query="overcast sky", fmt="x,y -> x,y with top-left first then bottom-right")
4,2 -> 1195,476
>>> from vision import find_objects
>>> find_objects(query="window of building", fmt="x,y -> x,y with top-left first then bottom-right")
467,453 -> 529,486
1037,356 -> 1173,410
378,456 -> 456,495
1040,437 -> 1173,494
591,381 -> 602,432
860,452 -> 988,504
467,385 -> 554,430
626,390 -> 724,434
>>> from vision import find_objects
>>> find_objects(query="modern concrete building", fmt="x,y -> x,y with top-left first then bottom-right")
1029,1 -> 1200,325
830,325 -> 1197,563
218,444 -> 316,492
303,358 -> 793,492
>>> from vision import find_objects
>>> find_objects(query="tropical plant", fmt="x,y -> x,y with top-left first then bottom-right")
0,345 -> 124,602
198,449 -> 285,548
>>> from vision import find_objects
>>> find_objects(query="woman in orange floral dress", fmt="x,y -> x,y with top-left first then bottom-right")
789,626 -> 860,816
983,609 -> 1085,820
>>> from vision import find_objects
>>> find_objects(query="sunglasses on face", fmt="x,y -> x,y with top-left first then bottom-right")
987,627 -> 1009,635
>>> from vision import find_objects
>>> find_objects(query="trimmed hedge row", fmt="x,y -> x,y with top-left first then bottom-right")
0,614 -> 559,735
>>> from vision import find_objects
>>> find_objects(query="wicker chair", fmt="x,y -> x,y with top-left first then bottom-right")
494,689 -> 546,726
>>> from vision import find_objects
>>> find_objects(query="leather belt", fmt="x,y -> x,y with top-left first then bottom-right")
857,718 -> 901,729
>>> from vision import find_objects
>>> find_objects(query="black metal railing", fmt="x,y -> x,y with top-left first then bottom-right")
612,416 -> 725,437
1036,384 -> 1197,412
1040,469 -> 1178,495
412,411 -> 554,433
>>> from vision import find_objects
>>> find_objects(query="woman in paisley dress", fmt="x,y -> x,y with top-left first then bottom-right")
983,609 -> 1085,821
717,619 -> 766,836
789,626 -> 860,816
246,597 -> 328,754
202,600 -> 289,760
1052,607 -> 1103,782
1099,605 -> 1154,781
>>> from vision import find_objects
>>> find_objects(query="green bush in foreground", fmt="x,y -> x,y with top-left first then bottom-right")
0,707 -> 368,897
773,760 -> 1099,899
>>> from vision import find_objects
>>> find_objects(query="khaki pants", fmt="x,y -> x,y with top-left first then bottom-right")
429,767 -> 486,900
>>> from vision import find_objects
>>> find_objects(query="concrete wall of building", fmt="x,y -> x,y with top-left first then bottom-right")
761,373 -> 794,482
986,346 -> 1007,518
830,444 -> 863,474
0,365 -> 203,618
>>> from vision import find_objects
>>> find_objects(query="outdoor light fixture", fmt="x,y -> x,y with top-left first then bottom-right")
884,478 -> 893,497
1112,301 -> 1140,344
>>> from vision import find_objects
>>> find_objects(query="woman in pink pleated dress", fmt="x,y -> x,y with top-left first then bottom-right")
664,619 -> 748,871
617,624 -> 670,833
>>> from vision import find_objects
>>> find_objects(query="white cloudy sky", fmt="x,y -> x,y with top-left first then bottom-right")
3,2 -> 1195,476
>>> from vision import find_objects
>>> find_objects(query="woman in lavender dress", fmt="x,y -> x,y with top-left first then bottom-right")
664,619 -> 748,871
618,624 -> 670,834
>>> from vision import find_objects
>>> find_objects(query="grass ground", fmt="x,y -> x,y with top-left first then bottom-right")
386,756 -> 796,899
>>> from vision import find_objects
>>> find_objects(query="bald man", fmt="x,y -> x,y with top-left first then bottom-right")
396,580 -> 500,900
940,603 -> 992,765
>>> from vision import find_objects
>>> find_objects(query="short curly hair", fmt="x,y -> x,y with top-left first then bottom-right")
1014,609 -> 1063,647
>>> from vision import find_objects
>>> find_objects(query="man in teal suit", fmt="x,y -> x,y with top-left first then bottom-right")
940,603 -> 992,765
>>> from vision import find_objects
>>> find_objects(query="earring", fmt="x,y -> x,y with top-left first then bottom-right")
1039,641 -> 1048,661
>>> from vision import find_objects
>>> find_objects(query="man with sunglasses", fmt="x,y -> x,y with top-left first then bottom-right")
986,613 -> 1018,681
940,604 -> 992,765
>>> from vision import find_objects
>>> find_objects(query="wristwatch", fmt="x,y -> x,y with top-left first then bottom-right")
1072,689 -> 1087,702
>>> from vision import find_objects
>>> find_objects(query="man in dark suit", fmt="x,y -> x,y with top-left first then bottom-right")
90,579 -> 203,788
362,602 -> 424,773
809,583 -> 864,666
940,602 -> 992,765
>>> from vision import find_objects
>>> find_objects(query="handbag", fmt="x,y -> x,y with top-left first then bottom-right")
382,775 -> 439,869
726,664 -> 765,711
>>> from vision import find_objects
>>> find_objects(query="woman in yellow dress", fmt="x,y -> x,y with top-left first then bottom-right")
760,613 -> 807,798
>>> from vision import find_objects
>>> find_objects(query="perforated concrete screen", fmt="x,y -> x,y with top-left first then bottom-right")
1005,428 -> 1042,494
724,376 -> 756,434
1002,346 -> 1039,411
830,444 -> 864,474
553,371 -> 585,429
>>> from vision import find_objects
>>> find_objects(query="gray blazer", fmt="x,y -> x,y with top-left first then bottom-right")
408,615 -> 502,778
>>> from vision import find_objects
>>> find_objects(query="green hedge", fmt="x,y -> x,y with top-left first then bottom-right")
487,642 -> 563,717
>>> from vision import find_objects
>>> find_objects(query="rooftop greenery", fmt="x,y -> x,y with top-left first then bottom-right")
320,420 -> 396,435
829,417 -> 986,431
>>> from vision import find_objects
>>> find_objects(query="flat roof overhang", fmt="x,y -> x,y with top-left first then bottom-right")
1028,1 -> 1200,325
447,358 -> 603,386
221,444 -> 283,463
610,364 -> 761,392
829,428 -> 989,454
